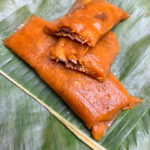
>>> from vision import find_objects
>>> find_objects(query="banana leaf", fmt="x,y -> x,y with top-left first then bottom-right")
0,0 -> 32,21
0,0 -> 150,149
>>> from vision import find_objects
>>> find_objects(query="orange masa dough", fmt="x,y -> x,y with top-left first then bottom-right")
50,31 -> 119,81
50,36 -> 89,64
45,0 -> 87,32
45,0 -> 129,47
3,15 -> 141,140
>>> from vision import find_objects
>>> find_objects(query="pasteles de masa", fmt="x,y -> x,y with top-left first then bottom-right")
47,0 -> 120,81
49,31 -> 119,81
3,15 -> 141,140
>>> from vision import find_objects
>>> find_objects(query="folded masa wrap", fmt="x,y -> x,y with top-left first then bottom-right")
3,15 -> 141,140
45,0 -> 129,46
49,32 -> 119,81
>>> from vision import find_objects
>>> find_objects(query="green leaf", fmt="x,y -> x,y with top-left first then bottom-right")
0,0 -> 32,21
0,0 -> 150,149
0,73 -> 91,150
27,0 -> 76,21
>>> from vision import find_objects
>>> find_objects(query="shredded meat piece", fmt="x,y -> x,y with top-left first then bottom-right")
66,60 -> 85,72
56,27 -> 85,43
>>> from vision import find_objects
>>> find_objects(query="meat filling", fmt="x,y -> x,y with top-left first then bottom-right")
56,27 -> 85,44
